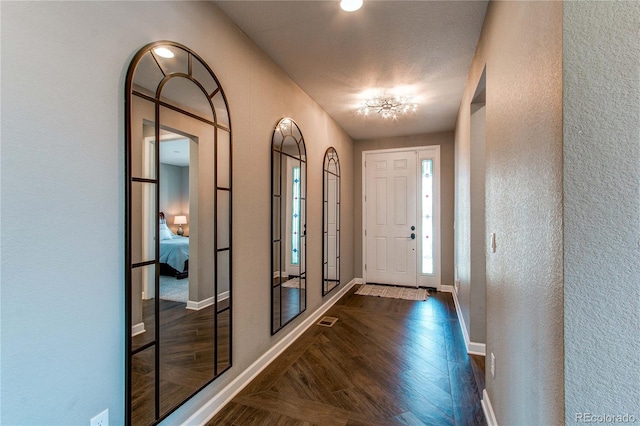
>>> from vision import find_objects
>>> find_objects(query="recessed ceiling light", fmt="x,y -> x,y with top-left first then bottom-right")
154,47 -> 174,59
340,0 -> 363,12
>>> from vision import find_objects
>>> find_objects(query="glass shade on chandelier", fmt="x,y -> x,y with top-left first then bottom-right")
358,95 -> 418,120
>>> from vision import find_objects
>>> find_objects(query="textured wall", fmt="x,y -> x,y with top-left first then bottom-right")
455,1 -> 564,424
455,100 -> 472,339
564,1 -> 640,421
353,132 -> 455,288
0,2 -> 354,424
469,104 -> 486,343
455,83 -> 487,346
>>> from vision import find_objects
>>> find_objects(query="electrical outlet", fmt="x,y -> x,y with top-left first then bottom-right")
490,353 -> 496,378
90,409 -> 109,426
455,279 -> 460,289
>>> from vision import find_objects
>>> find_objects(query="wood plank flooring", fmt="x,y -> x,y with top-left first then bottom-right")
131,298 -> 231,425
208,285 -> 486,425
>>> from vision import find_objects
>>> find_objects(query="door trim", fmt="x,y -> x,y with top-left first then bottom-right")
362,146 -> 441,290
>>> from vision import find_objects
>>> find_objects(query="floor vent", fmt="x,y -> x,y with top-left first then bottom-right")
316,316 -> 338,327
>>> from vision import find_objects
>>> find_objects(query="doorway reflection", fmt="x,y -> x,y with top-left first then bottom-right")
271,118 -> 307,334
322,147 -> 340,296
126,41 -> 232,425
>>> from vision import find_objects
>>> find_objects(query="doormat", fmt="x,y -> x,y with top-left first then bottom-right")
355,284 -> 428,301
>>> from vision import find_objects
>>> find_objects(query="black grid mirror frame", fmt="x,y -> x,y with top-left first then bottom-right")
270,117 -> 307,335
125,40 -> 232,426
322,147 -> 341,296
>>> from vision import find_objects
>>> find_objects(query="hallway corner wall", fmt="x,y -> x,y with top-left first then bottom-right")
454,1 -> 563,424
564,1 -> 640,419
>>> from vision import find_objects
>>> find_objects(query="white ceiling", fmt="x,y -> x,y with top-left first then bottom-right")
214,0 -> 488,140
160,133 -> 190,167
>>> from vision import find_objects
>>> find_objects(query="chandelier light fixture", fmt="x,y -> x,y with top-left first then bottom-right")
358,95 -> 419,120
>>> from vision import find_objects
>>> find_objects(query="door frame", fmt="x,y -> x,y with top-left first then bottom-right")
142,136 -> 156,300
362,145 -> 441,290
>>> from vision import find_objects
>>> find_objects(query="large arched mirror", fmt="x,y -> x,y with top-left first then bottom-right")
125,41 -> 232,425
271,118 -> 307,334
322,147 -> 341,296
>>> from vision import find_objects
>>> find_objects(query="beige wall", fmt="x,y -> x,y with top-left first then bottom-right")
455,77 -> 487,345
564,1 -> 640,419
0,2 -> 354,424
159,163 -> 188,230
353,132 -> 455,288
9,1 -> 636,424
454,1 -> 563,424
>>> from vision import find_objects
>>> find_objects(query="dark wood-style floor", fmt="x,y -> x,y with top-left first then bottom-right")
131,298 -> 230,425
209,285 -> 486,425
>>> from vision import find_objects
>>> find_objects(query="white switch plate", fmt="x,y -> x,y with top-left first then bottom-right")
490,353 -> 496,378
90,409 -> 109,426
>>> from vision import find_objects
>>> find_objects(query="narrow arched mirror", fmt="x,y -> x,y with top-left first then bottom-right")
322,147 -> 341,296
271,118 -> 307,334
125,41 -> 232,425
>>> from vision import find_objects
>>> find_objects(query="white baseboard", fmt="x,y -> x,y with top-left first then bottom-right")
131,322 -> 145,337
440,284 -> 454,293
482,389 -> 498,426
184,278 -> 360,425
218,291 -> 230,302
273,271 -> 287,279
468,341 -> 486,355
187,297 -> 213,311
451,286 -> 486,356
186,292 -> 230,311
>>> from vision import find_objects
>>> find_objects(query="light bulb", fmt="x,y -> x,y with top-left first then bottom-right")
340,0 -> 363,12
154,47 -> 174,58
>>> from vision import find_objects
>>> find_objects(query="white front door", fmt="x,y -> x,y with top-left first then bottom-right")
364,150 -> 418,287
364,146 -> 441,289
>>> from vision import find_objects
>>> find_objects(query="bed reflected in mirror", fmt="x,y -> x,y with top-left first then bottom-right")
126,41 -> 232,426
271,118 -> 307,334
158,130 -> 191,281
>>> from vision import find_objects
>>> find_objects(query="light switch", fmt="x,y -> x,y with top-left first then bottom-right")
490,232 -> 496,253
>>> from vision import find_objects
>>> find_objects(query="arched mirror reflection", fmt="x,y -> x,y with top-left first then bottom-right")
271,118 -> 307,334
322,147 -> 340,296
125,41 -> 232,426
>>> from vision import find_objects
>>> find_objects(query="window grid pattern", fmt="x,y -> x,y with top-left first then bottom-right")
291,166 -> 301,265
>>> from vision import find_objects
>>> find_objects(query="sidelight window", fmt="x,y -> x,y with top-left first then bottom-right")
421,159 -> 434,275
